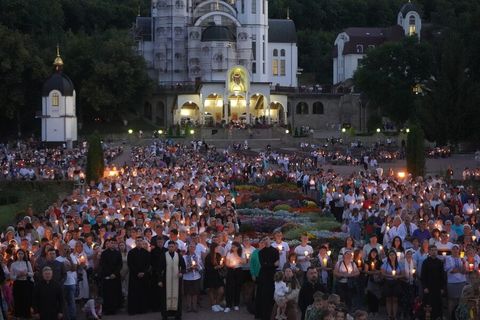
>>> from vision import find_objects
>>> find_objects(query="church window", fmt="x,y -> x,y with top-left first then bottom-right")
356,45 -> 363,53
52,93 -> 59,107
272,59 -> 279,76
296,102 -> 309,115
252,62 -> 257,74
280,49 -> 286,57
252,41 -> 257,60
280,60 -> 286,76
408,16 -> 416,36
241,0 -> 245,13
312,102 -> 324,114
273,49 -> 278,57
175,0 -> 184,9
252,0 -> 256,14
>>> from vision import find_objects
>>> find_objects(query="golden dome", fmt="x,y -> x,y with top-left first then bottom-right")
53,45 -> 64,68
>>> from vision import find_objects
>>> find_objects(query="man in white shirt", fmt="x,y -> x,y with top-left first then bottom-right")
271,231 -> 289,270
398,215 -> 418,249
56,244 -> 78,320
294,234 -> 313,272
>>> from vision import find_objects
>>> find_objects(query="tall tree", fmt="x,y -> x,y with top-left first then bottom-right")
406,123 -> 425,177
354,37 -> 432,125
85,135 -> 104,183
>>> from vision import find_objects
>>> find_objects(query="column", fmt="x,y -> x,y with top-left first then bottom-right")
246,92 -> 251,124
223,96 -> 228,123
265,96 -> 271,124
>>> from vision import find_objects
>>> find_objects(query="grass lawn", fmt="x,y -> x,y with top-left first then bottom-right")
0,181 -> 73,228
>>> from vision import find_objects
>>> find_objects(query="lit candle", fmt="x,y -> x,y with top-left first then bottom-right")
246,253 -> 250,260
412,268 -> 416,275
379,245 -> 383,252
278,245 -> 283,251
304,250 -> 309,257
473,236 -> 477,241
469,263 -> 474,272
460,251 -> 465,258
323,257 -> 328,266
357,259 -> 362,267
442,252 -> 447,257
371,262 -> 375,271
327,250 -> 332,256
220,257 -> 224,266
192,260 -> 196,266
392,270 -> 396,276
396,252 -> 401,259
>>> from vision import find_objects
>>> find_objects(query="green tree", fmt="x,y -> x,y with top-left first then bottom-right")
0,25 -> 47,137
86,135 -> 105,183
354,37 -> 432,125
406,123 -> 425,178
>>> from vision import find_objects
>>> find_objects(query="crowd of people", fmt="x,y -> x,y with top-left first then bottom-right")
0,140 -> 123,181
0,137 -> 478,320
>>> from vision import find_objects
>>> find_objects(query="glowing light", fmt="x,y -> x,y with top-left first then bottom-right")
128,129 -> 133,134
397,171 -> 406,179
376,128 -> 381,133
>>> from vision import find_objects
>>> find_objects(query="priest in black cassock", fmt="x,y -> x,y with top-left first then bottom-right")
127,238 -> 151,315
99,238 -> 123,315
32,267 -> 64,320
158,240 -> 186,320
151,235 -> 167,311
257,236 -> 279,320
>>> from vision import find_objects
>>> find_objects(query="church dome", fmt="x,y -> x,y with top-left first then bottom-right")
42,46 -> 75,97
201,26 -> 236,42
42,72 -> 75,97
399,2 -> 418,17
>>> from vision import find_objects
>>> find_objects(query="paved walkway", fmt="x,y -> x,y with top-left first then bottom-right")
103,307 -> 253,320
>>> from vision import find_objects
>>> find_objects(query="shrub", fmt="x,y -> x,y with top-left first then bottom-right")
273,204 -> 292,211
86,135 -> 105,183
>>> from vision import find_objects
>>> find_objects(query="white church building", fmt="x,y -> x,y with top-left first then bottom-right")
333,2 -> 421,85
41,47 -> 77,145
135,0 -> 298,126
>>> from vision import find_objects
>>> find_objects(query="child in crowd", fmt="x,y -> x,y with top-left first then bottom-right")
305,291 -> 327,320
274,271 -> 290,320
83,297 -> 103,320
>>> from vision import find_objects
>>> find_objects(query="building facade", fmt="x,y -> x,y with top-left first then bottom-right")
136,0 -> 299,127
333,2 -> 421,84
135,0 -> 368,132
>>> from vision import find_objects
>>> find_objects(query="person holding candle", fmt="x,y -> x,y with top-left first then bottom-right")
445,244 -> 466,318
9,249 -> 33,319
390,236 -> 405,262
73,240 -> 90,301
183,242 -> 202,313
381,249 -> 403,320
400,249 -> 417,320
204,243 -> 225,312
364,248 -> 382,318
272,231 -> 290,271
224,241 -> 244,312
313,246 -> 332,293
421,245 -> 446,320
333,250 -> 359,313
294,234 -> 313,274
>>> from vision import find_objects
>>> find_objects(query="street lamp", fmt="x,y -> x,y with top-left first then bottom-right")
190,129 -> 195,135
406,128 -> 410,133
341,128 -> 346,133
285,129 -> 290,134
128,129 -> 133,134
158,129 -> 163,135
376,128 -> 381,133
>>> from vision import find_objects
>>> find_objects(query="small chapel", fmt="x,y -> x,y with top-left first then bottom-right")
41,47 -> 78,146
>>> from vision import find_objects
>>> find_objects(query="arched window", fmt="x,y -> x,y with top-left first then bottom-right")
312,102 -> 324,114
356,45 -> 363,53
273,49 -> 278,57
52,93 -> 60,107
280,49 -> 286,57
408,15 -> 416,35
296,102 -> 308,115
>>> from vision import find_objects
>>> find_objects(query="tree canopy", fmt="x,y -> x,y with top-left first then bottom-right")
0,0 -> 152,137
